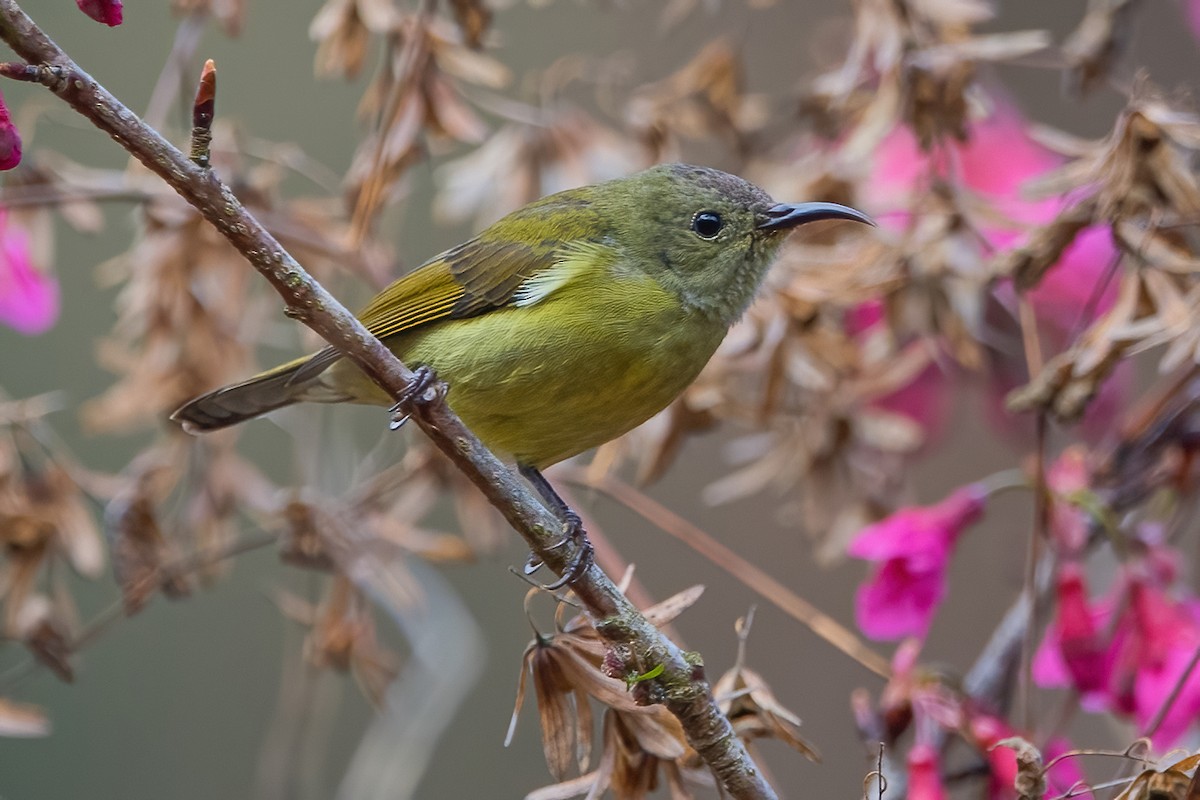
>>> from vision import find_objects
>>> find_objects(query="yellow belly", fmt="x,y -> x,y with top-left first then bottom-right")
328,272 -> 726,468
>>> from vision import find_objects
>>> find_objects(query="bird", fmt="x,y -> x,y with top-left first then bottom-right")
172,163 -> 872,585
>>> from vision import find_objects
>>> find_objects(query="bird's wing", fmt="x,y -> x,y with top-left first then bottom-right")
361,238 -> 558,335
288,235 -> 611,385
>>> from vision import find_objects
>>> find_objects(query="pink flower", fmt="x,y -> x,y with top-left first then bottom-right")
1032,563 -> 1110,706
76,0 -> 123,26
0,211 -> 58,335
848,485 -> 987,640
0,89 -> 21,171
1127,580 -> 1200,746
866,102 -> 1127,441
869,104 -> 1113,304
869,107 -> 1060,230
1034,568 -> 1200,747
907,743 -> 948,800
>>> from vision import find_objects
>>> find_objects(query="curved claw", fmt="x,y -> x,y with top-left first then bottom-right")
516,465 -> 593,589
540,536 -> 593,591
389,365 -> 439,430
524,511 -> 593,590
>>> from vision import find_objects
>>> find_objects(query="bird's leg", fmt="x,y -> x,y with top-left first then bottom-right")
388,365 -> 439,430
518,464 -> 593,590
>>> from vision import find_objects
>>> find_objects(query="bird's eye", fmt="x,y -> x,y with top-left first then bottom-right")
691,211 -> 723,240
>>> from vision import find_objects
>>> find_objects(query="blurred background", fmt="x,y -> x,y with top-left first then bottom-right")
2,1 -> 1200,798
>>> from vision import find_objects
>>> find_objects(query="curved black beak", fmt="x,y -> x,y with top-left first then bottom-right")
756,201 -> 874,232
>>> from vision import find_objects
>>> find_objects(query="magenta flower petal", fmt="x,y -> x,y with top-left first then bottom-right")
0,89 -> 21,171
1028,227 -> 1118,321
867,102 -> 1060,231
849,485 -> 986,640
856,559 -> 947,640
1134,642 -> 1200,748
1049,564 -> 1109,696
1126,580 -> 1200,746
967,714 -> 1019,795
1032,627 -> 1071,688
1046,447 -> 1089,553
76,0 -> 123,26
950,110 -> 1059,210
848,485 -> 986,560
865,100 -> 1127,442
0,212 -> 58,335
906,743 -> 948,800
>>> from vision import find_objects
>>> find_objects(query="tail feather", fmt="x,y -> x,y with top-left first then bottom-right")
171,356 -> 348,434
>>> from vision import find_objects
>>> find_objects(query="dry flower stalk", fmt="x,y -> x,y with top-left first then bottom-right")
339,11 -> 508,238
516,585 -> 725,797
1004,89 -> 1200,422
714,612 -> 821,763
0,404 -> 106,680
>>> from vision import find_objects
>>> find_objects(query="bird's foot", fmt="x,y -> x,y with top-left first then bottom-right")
524,509 -> 594,591
389,365 -> 439,431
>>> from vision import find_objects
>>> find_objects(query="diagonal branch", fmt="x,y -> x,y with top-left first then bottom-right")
0,3 -> 777,798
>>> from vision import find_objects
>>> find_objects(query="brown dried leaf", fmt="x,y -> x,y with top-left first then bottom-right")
993,736 -> 1046,800
105,452 -> 190,614
278,498 -> 337,571
1114,220 -> 1200,274
16,596 -> 73,683
626,39 -> 766,159
909,31 -> 1051,71
532,651 -> 575,781
0,511 -> 49,635
1027,92 -> 1200,223
1115,753 -> 1200,800
434,110 -> 644,229
310,0 -> 400,78
714,614 -> 821,762
572,685 -> 593,775
304,577 -> 399,705
996,200 -> 1099,291
642,585 -> 705,628
1005,346 -> 1125,423
85,187 -> 262,433
348,14 -> 508,236
807,0 -> 1045,153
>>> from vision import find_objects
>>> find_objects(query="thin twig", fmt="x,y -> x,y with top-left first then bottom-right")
1018,413 -> 1050,731
0,529 -> 277,691
0,6 -> 776,797
349,0 -> 434,243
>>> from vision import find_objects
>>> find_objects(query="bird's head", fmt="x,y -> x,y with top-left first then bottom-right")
596,163 -> 872,325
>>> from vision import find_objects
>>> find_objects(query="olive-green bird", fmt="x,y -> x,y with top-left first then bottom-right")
173,164 -> 870,579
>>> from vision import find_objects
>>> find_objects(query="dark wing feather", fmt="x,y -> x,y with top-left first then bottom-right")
287,238 -> 559,385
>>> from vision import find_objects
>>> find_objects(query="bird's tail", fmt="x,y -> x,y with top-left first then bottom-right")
171,355 -> 349,434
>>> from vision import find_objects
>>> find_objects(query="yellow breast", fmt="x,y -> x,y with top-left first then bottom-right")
329,268 -> 726,469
